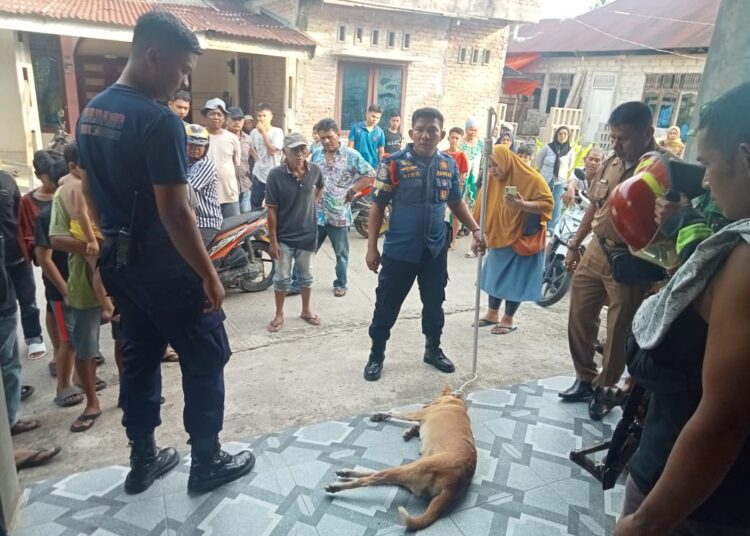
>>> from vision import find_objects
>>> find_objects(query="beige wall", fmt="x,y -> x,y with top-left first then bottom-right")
251,55 -> 287,129
0,29 -> 42,171
287,2 -> 509,136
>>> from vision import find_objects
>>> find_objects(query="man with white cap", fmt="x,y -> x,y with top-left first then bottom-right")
264,133 -> 324,333
201,98 -> 241,218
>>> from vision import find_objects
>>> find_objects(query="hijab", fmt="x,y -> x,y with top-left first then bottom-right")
495,126 -> 516,152
659,126 -> 685,157
473,145 -> 553,249
548,126 -> 572,180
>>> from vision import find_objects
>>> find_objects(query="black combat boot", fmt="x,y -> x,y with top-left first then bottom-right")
364,340 -> 386,381
423,336 -> 455,373
187,436 -> 255,494
124,435 -> 180,494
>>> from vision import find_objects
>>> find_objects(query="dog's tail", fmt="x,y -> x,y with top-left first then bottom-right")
398,489 -> 453,530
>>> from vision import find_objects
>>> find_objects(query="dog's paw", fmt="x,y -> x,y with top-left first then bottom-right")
370,412 -> 391,422
402,425 -> 420,442
325,484 -> 340,494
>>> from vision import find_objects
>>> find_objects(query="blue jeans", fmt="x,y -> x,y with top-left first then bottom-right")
549,182 -> 565,233
8,261 -> 42,344
250,175 -> 266,210
239,191 -> 252,213
0,311 -> 21,427
317,224 -> 350,289
221,202 -> 240,219
273,243 -> 314,292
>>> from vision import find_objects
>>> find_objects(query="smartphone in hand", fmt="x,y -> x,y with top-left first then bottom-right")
505,185 -> 518,197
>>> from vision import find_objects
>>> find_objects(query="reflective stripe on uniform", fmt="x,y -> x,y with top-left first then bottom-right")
675,222 -> 713,256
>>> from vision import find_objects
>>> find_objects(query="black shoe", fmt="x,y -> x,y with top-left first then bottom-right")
558,379 -> 594,402
588,397 -> 612,421
188,450 -> 255,494
124,439 -> 180,495
423,346 -> 455,373
364,360 -> 383,381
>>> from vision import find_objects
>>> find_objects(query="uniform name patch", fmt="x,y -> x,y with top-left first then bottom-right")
436,171 -> 452,178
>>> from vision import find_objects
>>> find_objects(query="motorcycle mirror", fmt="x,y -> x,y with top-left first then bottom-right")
574,168 -> 586,182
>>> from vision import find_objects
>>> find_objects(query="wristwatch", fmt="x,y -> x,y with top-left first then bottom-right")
567,238 -> 582,250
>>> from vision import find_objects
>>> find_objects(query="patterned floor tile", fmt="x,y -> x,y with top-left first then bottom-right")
13,377 -> 625,536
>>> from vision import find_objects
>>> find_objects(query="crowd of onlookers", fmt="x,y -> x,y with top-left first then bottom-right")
0,85 -> 710,471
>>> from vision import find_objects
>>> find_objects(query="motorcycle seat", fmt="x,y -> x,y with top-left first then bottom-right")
220,209 -> 266,231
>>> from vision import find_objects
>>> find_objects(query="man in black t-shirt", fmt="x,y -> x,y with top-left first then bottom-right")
384,111 -> 403,156
77,12 -> 254,495
265,133 -> 324,333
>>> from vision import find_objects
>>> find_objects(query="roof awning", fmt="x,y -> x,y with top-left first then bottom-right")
504,53 -> 540,71
503,79 -> 539,96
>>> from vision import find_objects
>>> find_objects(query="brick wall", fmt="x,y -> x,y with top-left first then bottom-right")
275,2 -> 510,136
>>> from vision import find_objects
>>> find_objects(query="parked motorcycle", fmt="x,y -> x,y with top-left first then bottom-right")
46,110 -> 70,154
537,193 -> 592,307
351,186 -> 390,239
207,208 -> 274,292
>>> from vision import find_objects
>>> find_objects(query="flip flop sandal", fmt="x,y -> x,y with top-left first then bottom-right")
300,314 -> 321,326
11,419 -> 41,436
21,385 -> 35,401
16,446 -> 62,471
333,288 -> 347,297
27,341 -> 46,361
464,251 -> 477,258
53,386 -> 84,407
70,412 -> 101,433
95,354 -> 105,366
472,319 -> 499,328
491,324 -> 518,336
75,377 -> 108,392
267,319 -> 284,333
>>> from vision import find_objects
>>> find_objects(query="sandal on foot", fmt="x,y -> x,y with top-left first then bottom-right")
300,314 -> 321,326
472,318 -> 499,328
54,386 -> 84,407
75,376 -> 107,392
267,319 -> 284,333
21,385 -> 35,401
333,288 -> 347,297
464,251 -> 477,258
16,446 -> 62,470
11,419 -> 41,436
491,324 -> 517,335
95,353 -> 105,366
27,341 -> 46,361
70,412 -> 101,433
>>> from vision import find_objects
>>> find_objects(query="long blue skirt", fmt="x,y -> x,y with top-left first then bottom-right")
479,246 -> 544,302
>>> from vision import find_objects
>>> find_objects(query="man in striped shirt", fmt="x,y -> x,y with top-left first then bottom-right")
186,124 -> 222,246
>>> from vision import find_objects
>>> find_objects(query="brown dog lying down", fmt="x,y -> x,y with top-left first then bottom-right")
325,385 -> 477,530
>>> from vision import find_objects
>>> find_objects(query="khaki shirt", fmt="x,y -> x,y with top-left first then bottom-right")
590,140 -> 662,244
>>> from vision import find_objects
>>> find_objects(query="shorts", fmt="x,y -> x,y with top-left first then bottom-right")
49,300 -> 74,343
273,242 -> 314,292
71,306 -> 102,360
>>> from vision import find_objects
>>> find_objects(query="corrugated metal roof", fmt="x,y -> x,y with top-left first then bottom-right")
508,0 -> 719,55
0,0 -> 317,48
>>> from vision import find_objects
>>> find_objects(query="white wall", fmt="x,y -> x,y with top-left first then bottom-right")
0,29 -> 42,170
521,52 -> 707,141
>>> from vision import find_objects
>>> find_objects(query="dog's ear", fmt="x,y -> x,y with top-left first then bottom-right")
442,384 -> 452,396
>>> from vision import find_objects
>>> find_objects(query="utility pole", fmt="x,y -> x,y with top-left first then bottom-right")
685,0 -> 750,160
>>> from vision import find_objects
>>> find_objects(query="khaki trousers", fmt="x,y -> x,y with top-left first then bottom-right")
567,239 -> 648,387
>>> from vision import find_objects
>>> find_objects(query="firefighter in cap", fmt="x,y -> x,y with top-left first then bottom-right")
363,107 -> 485,381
